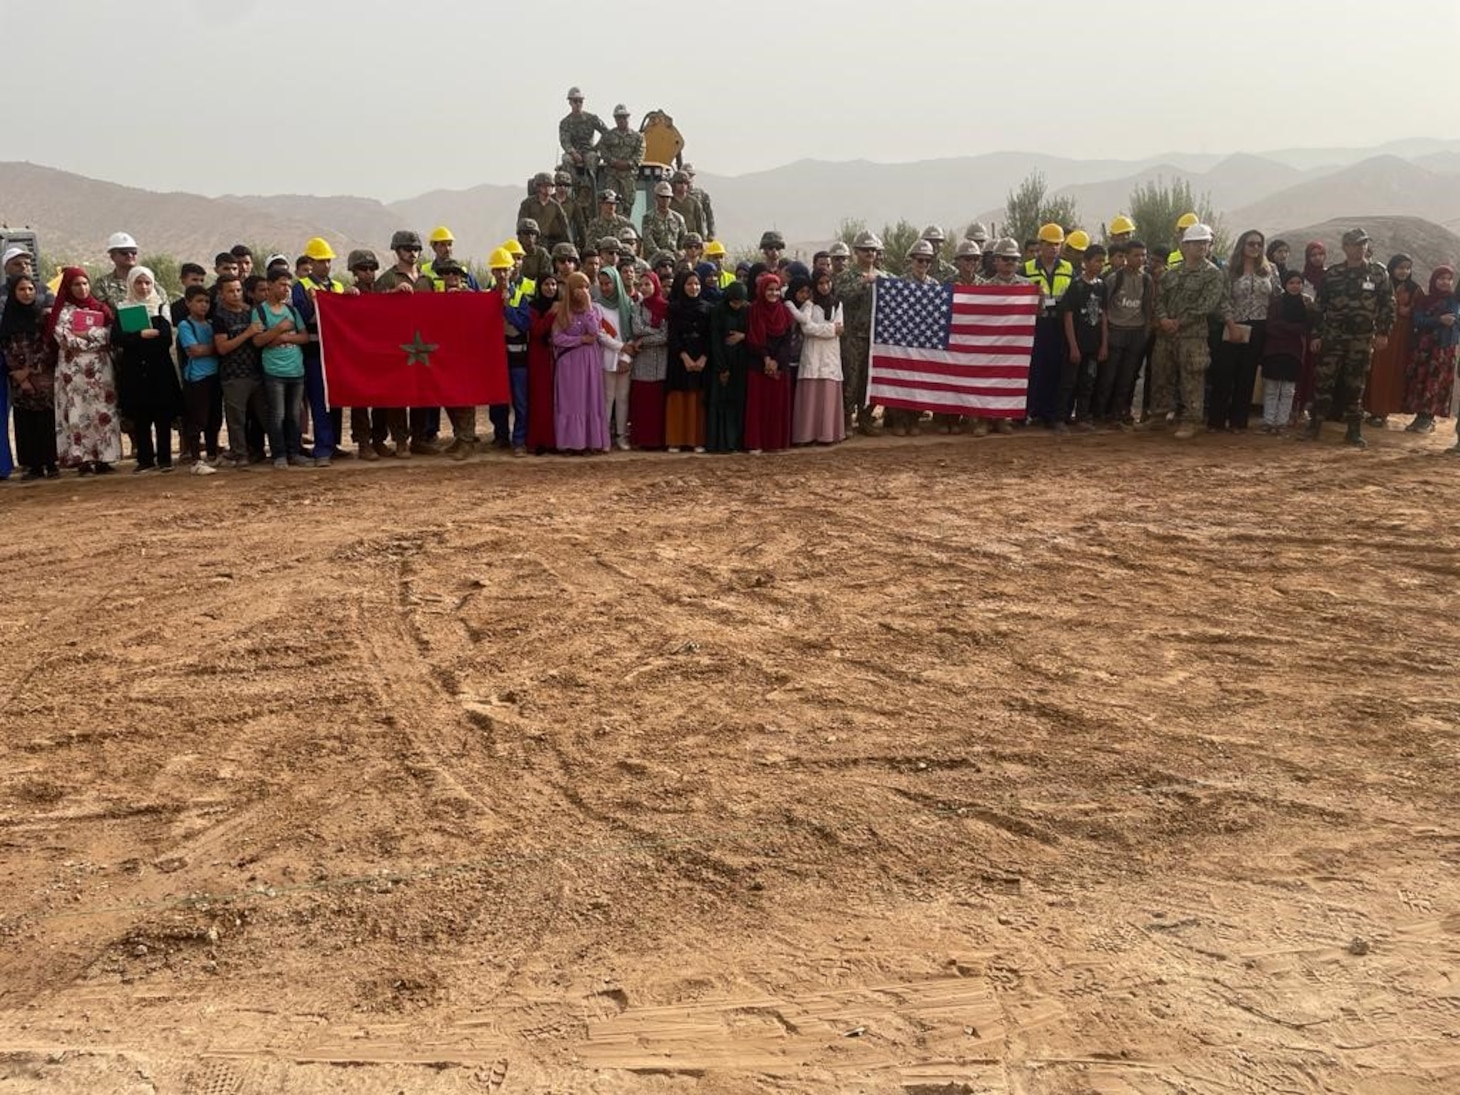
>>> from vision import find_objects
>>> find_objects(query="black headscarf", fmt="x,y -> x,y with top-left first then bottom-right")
1266,238 -> 1289,276
1279,271 -> 1308,323
667,269 -> 707,323
694,262 -> 723,305
785,274 -> 813,310
530,274 -> 559,315
1387,253 -> 1421,298
811,270 -> 838,318
0,275 -> 43,341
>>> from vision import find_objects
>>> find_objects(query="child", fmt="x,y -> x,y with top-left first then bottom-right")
211,274 -> 267,466
1100,240 -> 1152,427
1407,265 -> 1460,435
1058,245 -> 1109,431
177,284 -> 222,473
250,269 -> 310,468
1261,270 -> 1311,434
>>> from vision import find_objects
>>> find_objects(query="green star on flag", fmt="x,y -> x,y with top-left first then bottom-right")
400,330 -> 439,367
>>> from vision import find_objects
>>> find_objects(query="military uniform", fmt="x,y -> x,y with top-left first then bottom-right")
690,185 -> 716,240
598,126 -> 645,218
1314,257 -> 1395,420
670,194 -> 707,239
641,207 -> 686,255
93,271 -> 140,310
1150,257 -> 1226,425
585,213 -> 632,250
521,244 -> 553,285
559,109 -> 608,205
836,265 -> 883,430
517,195 -> 571,253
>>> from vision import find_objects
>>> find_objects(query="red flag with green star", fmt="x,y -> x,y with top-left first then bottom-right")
316,291 -> 508,407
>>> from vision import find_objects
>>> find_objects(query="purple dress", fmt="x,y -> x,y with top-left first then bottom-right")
553,310 -> 610,451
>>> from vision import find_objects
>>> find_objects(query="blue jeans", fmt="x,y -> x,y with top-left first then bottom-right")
304,349 -> 339,459
487,365 -> 529,448
264,376 -> 305,459
0,378 -> 12,479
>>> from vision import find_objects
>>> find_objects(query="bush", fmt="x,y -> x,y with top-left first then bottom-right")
1127,178 -> 1229,257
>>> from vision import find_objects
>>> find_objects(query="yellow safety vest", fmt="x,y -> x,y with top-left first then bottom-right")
1022,258 -> 1073,312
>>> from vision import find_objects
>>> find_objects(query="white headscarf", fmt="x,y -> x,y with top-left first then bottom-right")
125,265 -> 165,316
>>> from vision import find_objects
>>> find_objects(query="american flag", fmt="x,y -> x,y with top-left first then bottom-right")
869,279 -> 1040,417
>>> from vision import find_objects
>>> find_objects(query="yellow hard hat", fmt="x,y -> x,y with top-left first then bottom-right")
488,247 -> 514,270
1037,223 -> 1065,245
1176,212 -> 1199,230
704,239 -> 727,258
1066,230 -> 1091,252
502,238 -> 526,258
1110,214 -> 1136,235
303,237 -> 335,261
428,225 -> 455,244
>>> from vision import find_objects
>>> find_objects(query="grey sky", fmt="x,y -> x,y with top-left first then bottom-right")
4,1 -> 1457,201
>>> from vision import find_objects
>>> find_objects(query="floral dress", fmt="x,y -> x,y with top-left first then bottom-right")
53,304 -> 121,465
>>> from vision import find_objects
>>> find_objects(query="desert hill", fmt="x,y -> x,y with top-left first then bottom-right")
1274,216 -> 1460,280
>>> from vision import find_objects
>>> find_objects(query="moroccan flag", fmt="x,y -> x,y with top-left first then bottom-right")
870,280 -> 1039,417
316,292 -> 508,407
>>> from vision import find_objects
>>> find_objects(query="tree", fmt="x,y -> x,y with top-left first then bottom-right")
1127,177 -> 1229,257
140,253 -> 182,299
835,217 -> 925,275
1003,171 -> 1080,249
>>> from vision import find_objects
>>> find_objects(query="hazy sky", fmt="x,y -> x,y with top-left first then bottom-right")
4,1 -> 1457,202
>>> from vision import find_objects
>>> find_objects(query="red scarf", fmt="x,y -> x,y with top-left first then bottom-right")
747,273 -> 792,347
641,271 -> 668,328
45,267 -> 111,342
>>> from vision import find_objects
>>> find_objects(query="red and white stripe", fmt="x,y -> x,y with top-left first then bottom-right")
870,285 -> 1039,417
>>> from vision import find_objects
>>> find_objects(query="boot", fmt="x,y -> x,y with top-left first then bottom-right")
357,443 -> 380,462
856,408 -> 879,436
1344,416 -> 1367,450
1299,410 -> 1323,442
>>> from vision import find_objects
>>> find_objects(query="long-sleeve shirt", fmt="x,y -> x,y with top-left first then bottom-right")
1155,258 -> 1226,337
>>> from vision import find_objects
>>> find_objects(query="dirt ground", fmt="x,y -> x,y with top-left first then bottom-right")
1,425 -> 1458,1095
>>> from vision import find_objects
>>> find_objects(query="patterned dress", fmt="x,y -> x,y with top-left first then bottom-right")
1405,293 -> 1460,418
52,304 -> 121,465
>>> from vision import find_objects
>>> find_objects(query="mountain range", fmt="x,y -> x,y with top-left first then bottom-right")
5,138 -> 1460,267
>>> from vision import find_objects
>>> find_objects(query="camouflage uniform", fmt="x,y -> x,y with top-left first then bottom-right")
1150,257 -> 1226,423
670,194 -> 707,239
641,207 -> 686,255
521,244 -> 553,285
560,193 -> 591,253
92,271 -> 136,310
690,185 -> 716,240
1314,259 -> 1395,419
585,213 -> 633,251
517,195 -> 571,253
836,266 -> 883,428
559,110 -> 608,205
598,127 -> 645,218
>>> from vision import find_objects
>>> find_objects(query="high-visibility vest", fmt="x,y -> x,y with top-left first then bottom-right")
1022,258 -> 1073,313
297,275 -> 343,294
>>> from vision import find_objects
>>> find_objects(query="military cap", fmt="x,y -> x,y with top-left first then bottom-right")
1342,227 -> 1370,246
613,103 -> 630,117
991,237 -> 1022,258
551,242 -> 581,261
852,230 -> 883,251
954,239 -> 982,258
531,171 -> 552,187
759,230 -> 786,250
670,170 -> 690,184
906,239 -> 936,260
433,258 -> 466,277
346,248 -> 379,270
390,229 -> 423,251
597,236 -> 622,254
921,224 -> 946,243
598,189 -> 620,204
650,250 -> 676,270
828,241 -> 851,258
517,217 -> 541,235
683,232 -> 704,247
567,86 -> 584,100
965,221 -> 990,243
617,225 -> 639,242
681,162 -> 697,175
653,181 -> 673,198
553,170 -> 572,186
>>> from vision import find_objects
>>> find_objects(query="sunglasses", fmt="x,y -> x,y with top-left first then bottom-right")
912,257 -> 931,263
399,246 -> 420,253
1245,240 -> 1263,248
114,249 -> 138,257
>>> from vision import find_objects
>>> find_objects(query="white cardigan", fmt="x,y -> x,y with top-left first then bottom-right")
789,300 -> 843,381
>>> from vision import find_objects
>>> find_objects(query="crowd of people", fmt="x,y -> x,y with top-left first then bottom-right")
0,199 -> 1454,482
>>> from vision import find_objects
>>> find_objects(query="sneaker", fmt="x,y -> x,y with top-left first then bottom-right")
667,446 -> 681,453
43,465 -> 60,479
615,437 -> 630,451
314,456 -> 332,468
274,457 -> 289,469
971,420 -> 989,437
1173,424 -> 1197,440
158,464 -> 174,474
693,445 -> 706,454
288,455 -> 311,467
191,461 -> 218,476
132,464 -> 156,476
331,447 -> 353,460
394,444 -> 412,460
19,468 -> 42,482
78,463 -> 95,477
512,446 -> 527,458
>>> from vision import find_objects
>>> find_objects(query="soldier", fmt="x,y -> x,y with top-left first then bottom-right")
681,163 -> 716,240
519,219 -> 553,284
597,236 -> 622,271
554,169 -> 590,254
828,240 -> 851,277
835,229 -> 885,436
921,225 -> 956,283
950,239 -> 982,287
669,171 -> 708,239
760,230 -> 785,269
969,238 -> 1031,436
1150,223 -> 1226,440
551,242 -> 580,283
682,233 -> 706,273
888,240 -> 943,436
585,190 -> 632,254
598,104 -> 645,219
641,181 -> 686,256
1307,227 -> 1394,449
94,231 -> 142,309
617,224 -> 641,259
965,222 -> 995,278
518,172 -> 571,253
559,86 -> 608,208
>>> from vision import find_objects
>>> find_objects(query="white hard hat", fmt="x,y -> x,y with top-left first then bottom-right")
2,245 -> 33,267
1182,223 -> 1214,243
107,231 -> 138,251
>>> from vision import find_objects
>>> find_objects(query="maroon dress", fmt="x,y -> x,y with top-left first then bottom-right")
526,308 -> 556,452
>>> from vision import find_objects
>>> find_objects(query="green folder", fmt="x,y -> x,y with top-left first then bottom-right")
118,303 -> 151,334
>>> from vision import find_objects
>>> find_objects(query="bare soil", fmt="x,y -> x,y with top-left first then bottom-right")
2,426 -> 1458,1094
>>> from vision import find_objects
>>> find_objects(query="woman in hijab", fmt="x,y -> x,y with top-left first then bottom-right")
706,280 -> 751,453
789,269 -> 845,445
628,270 -> 669,449
1365,254 -> 1421,426
1295,241 -> 1329,422
1404,265 -> 1460,433
1265,239 -> 1291,281
595,264 -> 634,450
665,269 -> 710,452
1261,269 -> 1312,434
2,274 -> 58,478
551,271 -> 610,454
743,273 -> 795,453
694,261 -> 724,306
47,266 -> 120,475
113,265 -> 182,473
525,273 -> 559,454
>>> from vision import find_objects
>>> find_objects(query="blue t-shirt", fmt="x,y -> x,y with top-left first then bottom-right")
177,316 -> 220,381
255,302 -> 305,379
